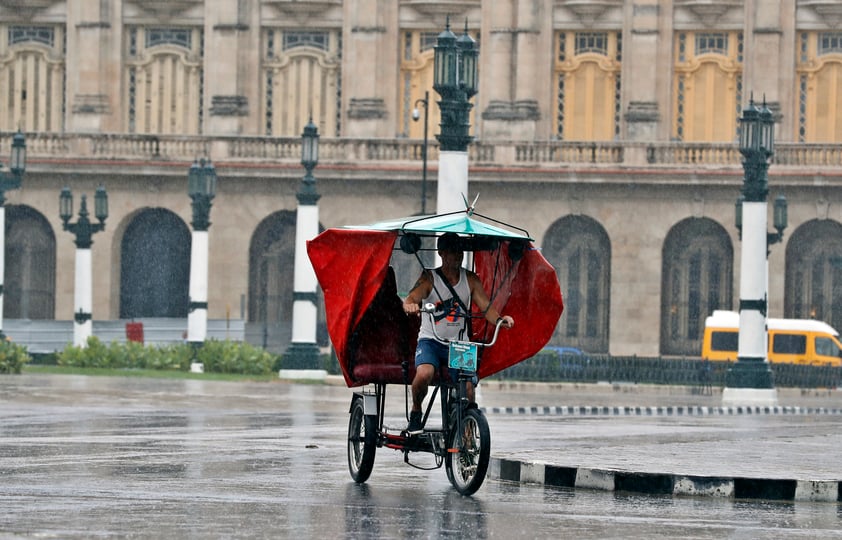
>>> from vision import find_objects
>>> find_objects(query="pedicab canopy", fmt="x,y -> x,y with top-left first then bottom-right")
307,210 -> 564,387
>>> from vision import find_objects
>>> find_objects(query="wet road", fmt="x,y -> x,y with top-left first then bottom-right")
1,374 -> 841,539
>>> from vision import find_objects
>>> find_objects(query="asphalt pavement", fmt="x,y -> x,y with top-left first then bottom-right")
470,380 -> 842,502
5,372 -> 842,506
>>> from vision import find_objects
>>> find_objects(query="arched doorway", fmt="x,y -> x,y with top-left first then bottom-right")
542,215 -> 611,353
4,205 -> 55,319
248,211 -> 296,351
120,208 -> 191,318
661,218 -> 733,356
785,219 -> 842,330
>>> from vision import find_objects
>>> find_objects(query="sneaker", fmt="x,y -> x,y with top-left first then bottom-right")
407,411 -> 423,433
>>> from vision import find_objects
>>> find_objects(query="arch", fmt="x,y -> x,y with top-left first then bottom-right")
1,35 -> 66,132
4,205 -> 55,319
261,28 -> 342,137
119,208 -> 190,318
124,26 -> 204,134
672,31 -> 743,142
247,210 -> 328,351
542,215 -> 611,353
554,31 -> 622,141
248,211 -> 297,349
661,217 -> 733,356
785,219 -> 842,329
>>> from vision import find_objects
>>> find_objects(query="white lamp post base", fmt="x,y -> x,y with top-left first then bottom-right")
278,369 -> 327,381
722,387 -> 778,406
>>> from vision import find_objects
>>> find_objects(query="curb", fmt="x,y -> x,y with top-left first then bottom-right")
488,458 -> 842,502
482,405 -> 842,416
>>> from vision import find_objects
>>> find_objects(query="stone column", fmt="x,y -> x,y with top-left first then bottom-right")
743,0 -> 793,140
342,0 -> 398,137
203,0 -> 257,136
66,0 -> 122,132
622,0 -> 664,141
481,0 -> 549,141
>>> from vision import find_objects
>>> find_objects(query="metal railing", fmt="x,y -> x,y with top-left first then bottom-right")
489,352 -> 842,389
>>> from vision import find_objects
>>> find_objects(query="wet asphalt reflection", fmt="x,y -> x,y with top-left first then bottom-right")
1,374 -> 841,539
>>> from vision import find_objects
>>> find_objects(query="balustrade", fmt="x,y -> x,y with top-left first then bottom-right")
2,131 -> 842,173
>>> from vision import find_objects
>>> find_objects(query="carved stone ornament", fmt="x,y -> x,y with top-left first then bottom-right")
263,0 -> 342,17
802,1 -> 842,29
129,0 -> 202,20
559,0 -> 623,26
0,0 -> 55,20
403,0 -> 479,18
675,0 -> 742,28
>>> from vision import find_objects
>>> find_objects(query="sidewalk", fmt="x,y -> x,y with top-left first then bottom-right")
477,381 -> 842,502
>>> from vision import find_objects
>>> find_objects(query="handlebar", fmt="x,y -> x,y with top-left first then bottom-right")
421,303 -> 504,347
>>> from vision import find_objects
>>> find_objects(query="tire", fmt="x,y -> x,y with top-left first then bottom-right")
444,407 -> 490,496
347,397 -> 377,483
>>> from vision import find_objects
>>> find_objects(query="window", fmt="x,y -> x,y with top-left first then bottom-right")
818,32 -> 842,56
772,334 -> 806,355
695,33 -> 728,55
796,32 -> 842,142
815,337 -> 840,357
146,28 -> 192,49
8,26 -> 54,47
575,33 -> 608,55
554,31 -> 622,141
711,331 -> 738,353
262,29 -> 341,136
282,31 -> 329,52
673,31 -> 743,142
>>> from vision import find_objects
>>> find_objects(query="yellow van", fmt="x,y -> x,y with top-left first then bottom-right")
702,310 -> 842,367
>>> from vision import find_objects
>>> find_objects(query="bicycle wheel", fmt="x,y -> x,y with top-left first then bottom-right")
444,407 -> 490,496
347,397 -> 377,483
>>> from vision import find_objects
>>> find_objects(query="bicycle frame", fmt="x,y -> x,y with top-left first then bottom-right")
357,314 -> 502,467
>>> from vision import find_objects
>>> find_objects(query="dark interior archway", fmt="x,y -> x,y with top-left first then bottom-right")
120,208 -> 191,318
5,205 -> 56,319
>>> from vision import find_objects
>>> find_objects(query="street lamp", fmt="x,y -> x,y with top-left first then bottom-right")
723,97 -> 782,406
187,158 -> 216,372
433,18 -> 479,214
282,118 -> 324,379
60,185 -> 108,347
412,91 -> 430,214
0,131 -> 26,341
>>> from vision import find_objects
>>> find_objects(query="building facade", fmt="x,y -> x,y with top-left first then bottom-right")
2,0 -> 842,357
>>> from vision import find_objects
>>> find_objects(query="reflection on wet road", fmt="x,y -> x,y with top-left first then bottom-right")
1,374 -> 840,538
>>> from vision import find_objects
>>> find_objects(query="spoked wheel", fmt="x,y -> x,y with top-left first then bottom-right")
444,408 -> 490,496
347,397 -> 377,483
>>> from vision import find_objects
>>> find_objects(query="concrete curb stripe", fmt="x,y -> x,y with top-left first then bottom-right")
488,458 -> 842,501
482,405 -> 842,416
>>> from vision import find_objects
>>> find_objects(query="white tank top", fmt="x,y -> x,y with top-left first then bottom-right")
419,268 -> 471,342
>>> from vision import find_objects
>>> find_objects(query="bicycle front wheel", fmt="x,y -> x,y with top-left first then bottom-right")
444,407 -> 490,496
347,396 -> 377,483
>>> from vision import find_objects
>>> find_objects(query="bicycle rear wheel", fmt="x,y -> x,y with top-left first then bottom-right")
347,396 -> 377,483
444,407 -> 490,496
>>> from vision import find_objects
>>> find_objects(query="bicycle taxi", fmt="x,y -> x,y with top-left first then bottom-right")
307,205 -> 564,495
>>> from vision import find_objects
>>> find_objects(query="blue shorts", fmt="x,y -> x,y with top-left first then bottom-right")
415,338 -> 478,386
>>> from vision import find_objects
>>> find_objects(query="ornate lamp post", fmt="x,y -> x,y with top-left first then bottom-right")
60,185 -> 108,347
282,119 -> 325,379
412,90 -> 430,214
187,158 -> 216,372
723,98 -> 785,406
0,131 -> 26,341
433,19 -> 478,214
